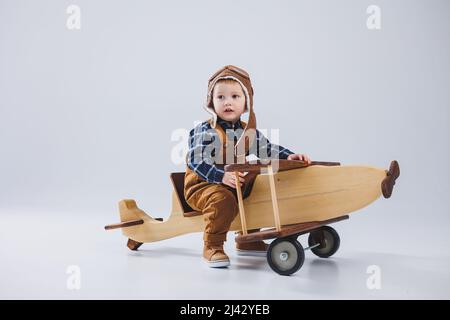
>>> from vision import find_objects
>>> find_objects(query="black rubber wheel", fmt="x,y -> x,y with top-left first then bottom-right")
308,226 -> 340,258
267,237 -> 305,276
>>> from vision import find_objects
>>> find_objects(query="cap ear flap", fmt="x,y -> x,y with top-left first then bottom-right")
208,98 -> 214,110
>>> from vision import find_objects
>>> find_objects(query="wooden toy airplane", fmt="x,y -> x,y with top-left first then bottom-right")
105,160 -> 400,276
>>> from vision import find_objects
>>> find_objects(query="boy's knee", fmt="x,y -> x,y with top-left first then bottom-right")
207,189 -> 238,212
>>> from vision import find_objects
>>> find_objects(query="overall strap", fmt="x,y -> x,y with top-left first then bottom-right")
207,119 -> 250,165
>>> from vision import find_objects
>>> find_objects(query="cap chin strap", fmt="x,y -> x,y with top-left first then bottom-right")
235,107 -> 256,164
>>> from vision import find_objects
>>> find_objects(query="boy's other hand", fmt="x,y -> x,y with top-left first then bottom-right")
287,153 -> 312,164
222,171 -> 246,189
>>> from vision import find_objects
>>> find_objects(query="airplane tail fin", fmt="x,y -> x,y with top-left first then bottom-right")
104,199 -> 163,230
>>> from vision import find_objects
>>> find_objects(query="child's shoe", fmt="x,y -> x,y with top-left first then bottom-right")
236,241 -> 268,257
203,242 -> 230,268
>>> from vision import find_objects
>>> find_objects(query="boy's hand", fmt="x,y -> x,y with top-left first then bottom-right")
287,153 -> 312,164
222,171 -> 246,189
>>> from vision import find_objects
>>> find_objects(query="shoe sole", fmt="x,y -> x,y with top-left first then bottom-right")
236,249 -> 267,257
203,258 -> 230,268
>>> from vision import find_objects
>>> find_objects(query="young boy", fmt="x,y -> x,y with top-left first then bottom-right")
184,65 -> 311,268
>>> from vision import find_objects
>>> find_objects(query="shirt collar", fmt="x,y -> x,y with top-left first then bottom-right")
216,116 -> 243,130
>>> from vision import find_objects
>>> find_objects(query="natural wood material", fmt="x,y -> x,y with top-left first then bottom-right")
224,160 -> 340,173
267,165 -> 281,232
127,238 -> 143,251
225,159 -> 307,172
170,172 -> 201,217
104,219 -> 144,230
381,160 -> 400,198
234,171 -> 248,235
112,164 -> 388,243
235,216 -> 349,243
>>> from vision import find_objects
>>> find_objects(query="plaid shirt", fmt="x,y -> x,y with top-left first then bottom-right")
187,117 -> 294,184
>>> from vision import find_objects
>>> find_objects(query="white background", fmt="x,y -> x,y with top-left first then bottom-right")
1,0 -> 449,299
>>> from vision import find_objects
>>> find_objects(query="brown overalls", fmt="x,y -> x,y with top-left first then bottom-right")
183,119 -> 252,245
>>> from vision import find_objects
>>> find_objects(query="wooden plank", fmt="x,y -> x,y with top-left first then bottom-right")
235,171 -> 248,235
225,159 -> 307,172
104,219 -> 144,230
235,215 -> 349,243
267,165 -> 281,232
224,160 -> 340,173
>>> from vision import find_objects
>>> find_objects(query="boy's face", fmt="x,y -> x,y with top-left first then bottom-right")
212,81 -> 246,123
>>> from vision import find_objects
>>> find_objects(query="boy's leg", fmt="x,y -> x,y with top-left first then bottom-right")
186,184 -> 239,267
201,187 -> 239,243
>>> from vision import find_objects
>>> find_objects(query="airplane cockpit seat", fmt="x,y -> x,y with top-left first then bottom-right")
170,172 -> 257,218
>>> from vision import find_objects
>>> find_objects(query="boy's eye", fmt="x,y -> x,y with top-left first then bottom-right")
232,95 -> 240,99
217,95 -> 224,99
